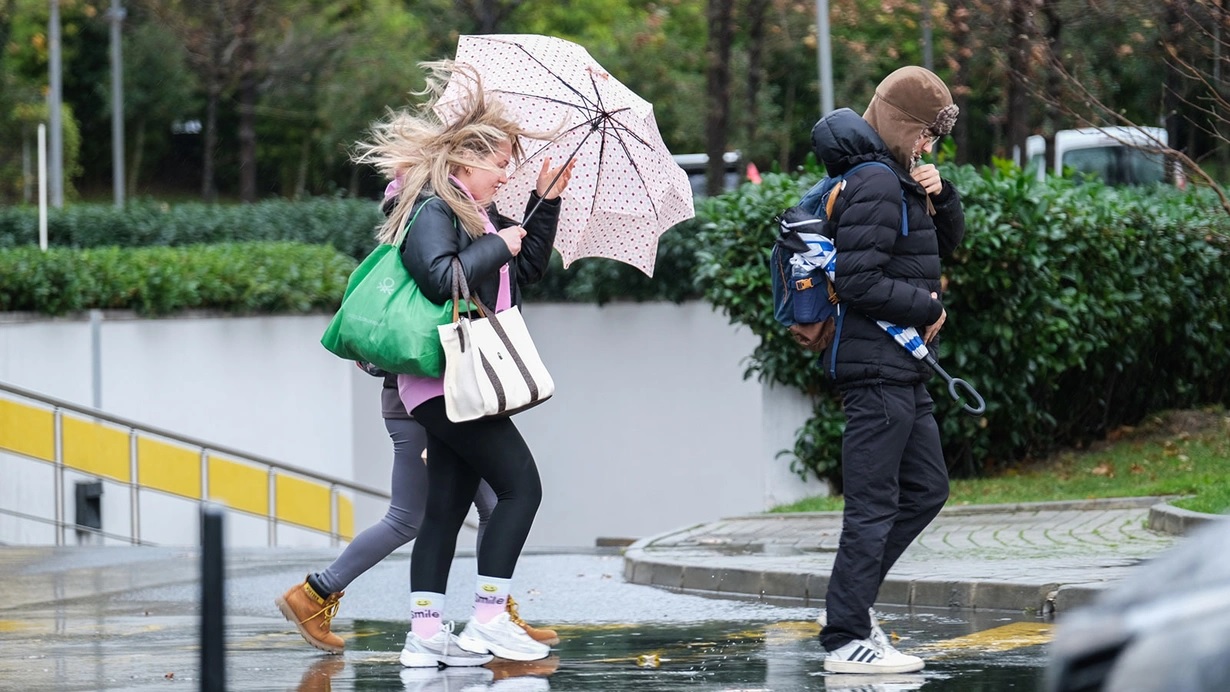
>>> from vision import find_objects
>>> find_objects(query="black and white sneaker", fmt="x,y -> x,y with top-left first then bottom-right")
817,607 -> 894,650
824,638 -> 925,674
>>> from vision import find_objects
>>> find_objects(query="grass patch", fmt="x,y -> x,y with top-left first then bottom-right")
772,407 -> 1230,515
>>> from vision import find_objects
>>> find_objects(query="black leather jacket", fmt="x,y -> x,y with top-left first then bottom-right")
811,108 -> 966,388
400,191 -> 560,311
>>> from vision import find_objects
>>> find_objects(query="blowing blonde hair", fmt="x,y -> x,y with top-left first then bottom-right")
352,61 -> 533,243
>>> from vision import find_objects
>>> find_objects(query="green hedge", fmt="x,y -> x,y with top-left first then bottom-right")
0,242 -> 356,316
695,163 -> 1230,485
0,198 -> 385,261
0,198 -> 703,304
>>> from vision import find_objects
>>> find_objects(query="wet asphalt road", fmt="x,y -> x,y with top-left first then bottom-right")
0,548 -> 1050,691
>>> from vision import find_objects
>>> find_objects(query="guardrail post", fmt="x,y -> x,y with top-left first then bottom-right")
330,484 -> 339,548
200,505 -> 226,692
267,468 -> 277,547
53,408 -> 64,546
129,429 -> 140,545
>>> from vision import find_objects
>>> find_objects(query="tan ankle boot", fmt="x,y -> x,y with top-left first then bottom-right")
506,595 -> 560,646
276,578 -> 345,653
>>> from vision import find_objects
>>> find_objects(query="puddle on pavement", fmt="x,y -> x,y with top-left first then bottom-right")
0,615 -> 1048,691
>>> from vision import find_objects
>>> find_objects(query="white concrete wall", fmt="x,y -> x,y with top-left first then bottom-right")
0,303 -> 830,548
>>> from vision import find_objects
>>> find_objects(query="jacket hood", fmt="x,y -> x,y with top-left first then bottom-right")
810,108 -> 896,175
863,66 -> 958,170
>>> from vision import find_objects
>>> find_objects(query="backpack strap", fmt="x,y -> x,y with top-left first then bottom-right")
829,161 -> 909,236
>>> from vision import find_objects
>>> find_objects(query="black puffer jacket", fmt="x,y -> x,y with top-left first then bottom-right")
810,108 -> 965,388
400,190 -> 560,311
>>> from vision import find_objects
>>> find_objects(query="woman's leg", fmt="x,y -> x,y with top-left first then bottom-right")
473,480 -> 497,553
410,398 -> 549,661
408,406 -> 485,593
411,397 -> 542,580
278,418 -> 428,653
315,418 -> 428,594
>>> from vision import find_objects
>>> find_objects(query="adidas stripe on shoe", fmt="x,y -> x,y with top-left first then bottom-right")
817,607 -> 895,652
824,638 -> 924,674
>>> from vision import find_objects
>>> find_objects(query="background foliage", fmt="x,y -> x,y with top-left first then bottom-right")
695,165 -> 1230,486
1,0 -> 1224,203
0,241 -> 355,315
0,198 -> 705,304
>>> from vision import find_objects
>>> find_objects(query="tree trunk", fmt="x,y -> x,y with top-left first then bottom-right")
779,77 -> 796,169
1006,0 -> 1034,163
127,117 -> 145,197
295,134 -> 311,199
462,0 -> 515,34
706,0 -> 735,197
1162,0 -> 1187,158
744,0 -> 769,151
202,83 -> 219,202
1040,0 -> 1063,173
236,1 -> 259,203
947,0 -> 972,165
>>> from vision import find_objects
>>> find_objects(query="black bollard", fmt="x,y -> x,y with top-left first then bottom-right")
200,506 -> 226,692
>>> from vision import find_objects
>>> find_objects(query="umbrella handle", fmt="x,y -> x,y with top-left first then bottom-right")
923,354 -> 987,417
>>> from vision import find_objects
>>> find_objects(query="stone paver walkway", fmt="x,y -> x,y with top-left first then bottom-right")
623,497 -> 1186,614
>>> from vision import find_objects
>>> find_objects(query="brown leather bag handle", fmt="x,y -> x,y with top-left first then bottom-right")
449,257 -> 488,322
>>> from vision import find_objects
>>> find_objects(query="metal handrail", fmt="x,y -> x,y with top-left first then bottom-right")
0,379 -> 391,546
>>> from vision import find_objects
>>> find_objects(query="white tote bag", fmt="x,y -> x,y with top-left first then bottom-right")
438,259 -> 554,422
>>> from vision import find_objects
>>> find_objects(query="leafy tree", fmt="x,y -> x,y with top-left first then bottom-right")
112,13 -> 196,196
0,0 -> 86,203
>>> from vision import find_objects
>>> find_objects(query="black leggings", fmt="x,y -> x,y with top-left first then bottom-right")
409,396 -> 543,593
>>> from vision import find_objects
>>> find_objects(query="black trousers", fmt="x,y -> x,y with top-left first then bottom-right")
820,382 -> 949,651
408,396 -> 543,593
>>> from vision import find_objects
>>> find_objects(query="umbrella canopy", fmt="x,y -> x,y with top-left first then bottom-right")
441,34 -> 694,277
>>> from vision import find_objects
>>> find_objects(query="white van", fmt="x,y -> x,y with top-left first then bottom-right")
1018,126 -> 1181,187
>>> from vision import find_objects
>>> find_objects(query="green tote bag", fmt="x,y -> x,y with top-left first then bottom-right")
321,199 -> 464,377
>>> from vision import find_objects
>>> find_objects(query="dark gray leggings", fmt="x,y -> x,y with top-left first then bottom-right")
409,396 -> 543,593
315,417 -> 496,594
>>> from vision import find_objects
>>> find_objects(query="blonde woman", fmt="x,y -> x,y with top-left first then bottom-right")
354,61 -> 574,668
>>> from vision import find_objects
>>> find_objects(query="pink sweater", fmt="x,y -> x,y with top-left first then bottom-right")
396,178 -> 511,414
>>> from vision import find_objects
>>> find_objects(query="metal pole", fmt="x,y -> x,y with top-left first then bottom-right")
48,0 -> 64,208
816,0 -> 834,116
200,506 -> 226,692
38,124 -> 48,251
108,0 -> 126,207
921,0 -> 934,72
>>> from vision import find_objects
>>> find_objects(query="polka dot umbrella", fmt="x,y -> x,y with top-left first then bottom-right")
440,34 -> 695,277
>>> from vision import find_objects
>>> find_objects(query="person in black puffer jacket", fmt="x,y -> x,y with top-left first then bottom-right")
811,66 -> 966,675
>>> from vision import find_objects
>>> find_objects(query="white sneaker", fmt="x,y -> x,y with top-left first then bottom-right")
818,607 -> 895,651
824,638 -> 925,674
400,665 -> 494,691
400,622 -> 495,668
457,612 -> 551,662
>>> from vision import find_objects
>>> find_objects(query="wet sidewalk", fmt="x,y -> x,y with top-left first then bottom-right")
623,497 -> 1201,615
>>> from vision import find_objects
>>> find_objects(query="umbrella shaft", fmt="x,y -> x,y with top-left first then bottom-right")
520,124 -> 596,226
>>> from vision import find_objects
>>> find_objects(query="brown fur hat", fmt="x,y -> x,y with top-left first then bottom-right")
863,66 -> 958,169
